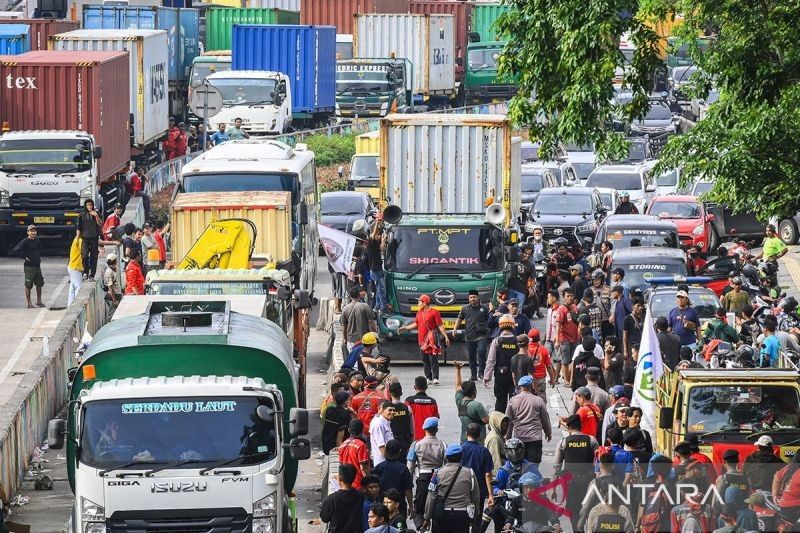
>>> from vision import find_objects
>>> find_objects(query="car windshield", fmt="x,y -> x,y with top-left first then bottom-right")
533,193 -> 593,215
385,224 -> 503,273
335,69 -> 390,94
182,173 -> 299,204
693,181 -> 714,196
212,77 -> 277,105
674,66 -> 698,83
687,386 -> 800,435
351,155 -> 378,179
521,173 -> 545,193
599,192 -> 615,210
565,142 -> 593,152
649,289 -> 719,321
650,201 -> 700,219
645,106 -> 672,120
657,170 -> 678,186
617,262 -> 687,289
520,143 -> 539,162
0,138 -> 92,173
321,196 -> 363,216
191,61 -> 231,87
586,172 -> 643,191
80,396 -> 278,467
468,48 -> 500,71
606,228 -> 679,248
573,162 -> 597,180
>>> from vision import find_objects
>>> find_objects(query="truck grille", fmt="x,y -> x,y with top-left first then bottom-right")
542,225 -> 579,245
485,84 -> 515,96
107,508 -> 251,533
10,192 -> 81,210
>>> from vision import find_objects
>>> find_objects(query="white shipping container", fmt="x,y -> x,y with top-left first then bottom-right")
50,29 -> 169,147
380,113 -> 521,220
246,0 -> 300,10
354,13 -> 455,96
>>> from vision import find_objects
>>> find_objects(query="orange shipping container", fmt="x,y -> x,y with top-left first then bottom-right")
300,0 -> 408,34
0,19 -> 79,50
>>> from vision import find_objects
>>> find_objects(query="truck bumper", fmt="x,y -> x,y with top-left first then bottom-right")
465,85 -> 517,103
378,311 -> 468,362
0,209 -> 81,233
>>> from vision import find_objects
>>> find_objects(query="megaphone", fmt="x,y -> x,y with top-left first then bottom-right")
485,203 -> 506,225
383,205 -> 403,224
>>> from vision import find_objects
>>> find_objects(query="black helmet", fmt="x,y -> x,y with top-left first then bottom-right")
783,297 -> 798,313
504,438 -> 526,464
741,264 -> 758,281
736,345 -> 755,361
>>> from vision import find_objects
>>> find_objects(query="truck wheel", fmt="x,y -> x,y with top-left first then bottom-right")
780,219 -> 799,244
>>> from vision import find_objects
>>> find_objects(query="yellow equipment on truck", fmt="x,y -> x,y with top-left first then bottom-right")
176,218 -> 256,270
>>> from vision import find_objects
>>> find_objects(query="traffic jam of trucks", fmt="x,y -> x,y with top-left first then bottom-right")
2,0 -> 800,531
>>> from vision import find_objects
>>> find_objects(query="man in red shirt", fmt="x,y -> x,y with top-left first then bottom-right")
397,295 -> 450,384
337,419 -> 371,489
527,328 -> 556,399
351,376 -> 384,429
163,117 -> 181,160
554,288 -> 580,385
124,249 -> 145,295
404,376 -> 439,441
154,221 -> 169,268
102,203 -> 124,241
561,386 -> 601,440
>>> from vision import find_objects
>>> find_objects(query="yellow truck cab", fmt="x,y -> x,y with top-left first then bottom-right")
655,366 -> 800,464
348,130 -> 380,201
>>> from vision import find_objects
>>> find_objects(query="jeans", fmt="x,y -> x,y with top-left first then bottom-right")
508,289 -> 526,308
466,338 -> 488,378
370,269 -> 386,311
81,236 -> 99,277
422,351 -> 439,380
67,267 -> 83,306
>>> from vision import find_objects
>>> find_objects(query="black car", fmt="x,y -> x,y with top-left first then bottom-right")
607,247 -> 688,292
320,191 -> 376,233
595,215 -> 680,251
524,187 -> 607,244
520,165 -> 559,216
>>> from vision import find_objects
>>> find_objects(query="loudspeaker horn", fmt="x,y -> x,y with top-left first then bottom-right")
383,205 -> 403,224
485,203 -> 506,225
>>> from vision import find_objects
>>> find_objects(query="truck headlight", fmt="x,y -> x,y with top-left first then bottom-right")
81,496 -> 105,529
85,524 -> 106,533
385,318 -> 401,329
692,224 -> 705,236
577,221 -> 596,233
254,491 -> 276,518
80,186 -> 93,200
0,188 -> 9,208
253,518 -> 274,533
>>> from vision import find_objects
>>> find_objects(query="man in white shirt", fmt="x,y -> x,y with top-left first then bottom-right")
369,401 -> 396,466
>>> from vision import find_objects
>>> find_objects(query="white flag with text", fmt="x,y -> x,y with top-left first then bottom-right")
631,306 -> 666,434
319,223 -> 357,274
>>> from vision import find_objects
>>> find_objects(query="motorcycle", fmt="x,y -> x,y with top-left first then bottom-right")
748,490 -> 800,533
502,486 -> 562,533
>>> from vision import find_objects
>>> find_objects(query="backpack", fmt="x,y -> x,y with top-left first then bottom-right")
500,462 -> 539,491
640,485 -> 670,533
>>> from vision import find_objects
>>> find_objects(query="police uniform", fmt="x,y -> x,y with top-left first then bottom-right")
488,334 -> 518,413
407,430 -> 446,523
424,447 -> 480,533
554,417 -> 599,528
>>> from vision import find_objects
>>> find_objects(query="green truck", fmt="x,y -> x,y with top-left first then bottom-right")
335,58 -> 412,120
464,3 -> 518,104
47,297 -> 310,533
378,114 -> 521,358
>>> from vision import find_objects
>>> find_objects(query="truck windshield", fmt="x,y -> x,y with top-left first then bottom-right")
649,289 -> 719,321
0,139 -> 91,173
213,78 -> 277,105
336,70 -> 390,94
183,173 -> 299,204
521,173 -> 544,193
468,49 -> 500,71
351,155 -> 379,179
385,225 -> 503,273
191,61 -> 231,87
533,193 -> 593,215
586,172 -> 642,191
686,385 -> 800,435
80,396 -> 278,467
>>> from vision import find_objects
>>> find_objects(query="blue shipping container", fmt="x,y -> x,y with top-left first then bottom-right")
232,25 -> 335,114
0,24 -> 30,55
82,5 -> 199,82
178,8 -> 199,80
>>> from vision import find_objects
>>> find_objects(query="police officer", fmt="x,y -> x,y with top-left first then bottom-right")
483,314 -> 518,413
553,414 -> 599,529
423,444 -> 480,533
406,417 -> 446,528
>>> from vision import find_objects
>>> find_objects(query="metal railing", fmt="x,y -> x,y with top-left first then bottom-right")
145,152 -> 202,195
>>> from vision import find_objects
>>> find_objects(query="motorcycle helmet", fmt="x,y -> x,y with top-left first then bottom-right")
591,269 -> 605,280
518,471 -> 544,489
783,296 -> 798,314
499,314 -> 516,329
504,438 -> 526,464
741,264 -> 759,282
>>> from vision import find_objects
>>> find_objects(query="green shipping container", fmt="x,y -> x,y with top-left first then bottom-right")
471,2 -> 509,41
205,7 -> 300,50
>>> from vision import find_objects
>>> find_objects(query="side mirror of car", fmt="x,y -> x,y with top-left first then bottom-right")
705,214 -> 715,222
646,184 -> 657,193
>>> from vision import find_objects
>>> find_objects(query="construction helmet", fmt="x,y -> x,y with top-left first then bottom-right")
499,314 -> 516,329
361,332 -> 378,345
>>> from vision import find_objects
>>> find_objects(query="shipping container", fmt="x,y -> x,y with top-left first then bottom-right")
82,5 -> 199,83
206,7 -> 300,51
50,29 -> 169,147
66,0 -> 161,21
0,50 -> 131,181
355,130 -> 379,154
409,1 -> 470,81
0,19 -> 78,50
354,14 -> 456,96
248,0 -> 299,9
171,191 -> 292,263
232,25 -> 335,114
163,0 -> 192,7
0,24 -> 29,55
178,8 -> 200,79
300,0 -> 408,34
380,113 -> 521,215
471,2 -> 509,42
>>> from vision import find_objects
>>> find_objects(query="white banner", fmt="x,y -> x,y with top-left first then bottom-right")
319,223 -> 357,274
631,306 -> 665,435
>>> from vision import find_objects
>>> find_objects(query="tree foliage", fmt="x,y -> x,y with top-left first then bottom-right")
497,0 -> 800,218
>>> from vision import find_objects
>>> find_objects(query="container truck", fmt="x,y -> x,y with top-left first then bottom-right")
0,24 -> 29,54
188,51 -> 231,123
0,18 -> 78,50
178,139 -> 318,295
300,0 -> 408,35
378,114 -> 521,358
348,130 -> 380,200
335,58 -> 412,120
408,0 -> 471,85
354,14 -> 457,108
232,24 -> 336,128
81,5 -> 200,117
49,29 -> 169,157
336,33 -> 353,59
205,69 -> 292,134
47,297 -> 312,533
0,51 -> 130,252
464,2 -> 518,104
205,7 -> 299,51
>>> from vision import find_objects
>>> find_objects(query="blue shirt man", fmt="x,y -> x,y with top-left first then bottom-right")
460,430 -> 494,501
612,287 -> 633,339
760,330 -> 781,367
210,125 -> 230,145
668,292 -> 701,346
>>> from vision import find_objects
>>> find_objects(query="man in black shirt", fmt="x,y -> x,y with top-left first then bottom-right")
507,245 -> 533,308
622,297 -> 645,365
655,316 -> 681,369
569,264 -> 586,300
320,463 -> 365,533
13,224 -> 45,308
613,191 -> 639,215
76,199 -> 103,280
388,382 -> 414,460
453,289 -> 490,380
367,218 -> 387,312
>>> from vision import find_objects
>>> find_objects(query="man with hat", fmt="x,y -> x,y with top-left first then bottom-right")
569,264 -> 586,301
453,289 -> 491,380
613,191 -> 639,214
504,376 -> 552,465
674,438 -> 717,486
423,444 -> 480,533
743,435 -> 786,492
359,332 -> 391,384
484,314 -> 519,413
406,417 -> 446,527
721,276 -> 750,317
553,413 -> 599,528
103,253 -> 121,308
669,289 -> 701,347
562,387 -> 601,441
601,386 -> 629,442
398,294 -> 451,385
714,449 -> 751,513
506,297 -> 532,336
13,224 -> 45,308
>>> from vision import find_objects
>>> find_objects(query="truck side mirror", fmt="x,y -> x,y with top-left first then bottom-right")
293,289 -> 312,310
67,367 -> 78,381
299,202 -> 309,225
92,146 -> 103,159
468,31 -> 480,43
289,407 -> 309,436
288,438 -> 311,460
659,407 -> 674,429
47,419 -> 66,449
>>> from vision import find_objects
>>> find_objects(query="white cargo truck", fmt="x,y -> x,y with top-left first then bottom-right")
205,70 -> 292,135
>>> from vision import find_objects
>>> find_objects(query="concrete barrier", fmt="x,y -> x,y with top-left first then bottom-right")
0,279 -> 110,500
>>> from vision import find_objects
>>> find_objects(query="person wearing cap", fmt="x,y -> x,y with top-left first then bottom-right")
505,297 -> 532,337
453,289 -> 491,380
569,263 -> 586,301
600,386 -> 629,443
713,449 -> 751,512
341,285 -> 377,352
483,314 -> 519,412
510,334 -> 534,392
507,244 -> 534,309
388,382 -> 414,459
756,223 -> 788,263
352,375 -> 385,429
613,191 -> 639,215
460,422 -> 494,531
554,288 -> 581,385
359,332 -> 392,383
322,390 -> 355,455
373,439 -> 414,517
398,295 -> 450,385
124,248 -> 145,296
704,307 -> 740,344
103,253 -> 121,308
553,413 -> 600,528
743,435 -> 785,492
366,214 -> 387,313
528,328 -> 557,399
562,386 -> 601,440
504,375 -> 552,465
669,289 -> 701,347
12,224 -> 46,308
423,443 -> 479,533
407,416 -> 446,527
721,276 -> 750,317
673,439 -> 717,486
320,463 -> 365,533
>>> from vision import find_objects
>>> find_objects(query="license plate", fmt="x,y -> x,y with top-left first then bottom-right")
34,217 -> 54,224
442,320 -> 457,329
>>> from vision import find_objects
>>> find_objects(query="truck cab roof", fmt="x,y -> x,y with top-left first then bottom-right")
83,375 -> 271,401
0,130 -> 93,139
183,139 -> 314,175
677,368 -> 800,382
611,246 -> 686,264
393,213 -> 492,226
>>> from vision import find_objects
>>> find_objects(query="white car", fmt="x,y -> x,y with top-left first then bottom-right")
568,150 -> 597,184
690,89 -> 719,121
594,187 -> 621,213
655,167 -> 682,196
585,163 -> 658,213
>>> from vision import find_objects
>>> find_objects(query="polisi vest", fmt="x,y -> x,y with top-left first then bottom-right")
563,433 -> 595,474
596,511 -> 627,532
495,337 -> 519,379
